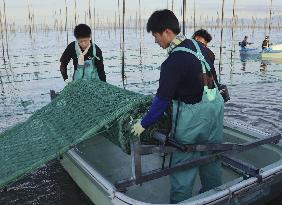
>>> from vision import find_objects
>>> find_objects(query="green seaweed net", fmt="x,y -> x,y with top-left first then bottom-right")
0,80 -> 171,189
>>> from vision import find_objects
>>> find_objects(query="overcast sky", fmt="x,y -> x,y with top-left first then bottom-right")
2,0 -> 282,25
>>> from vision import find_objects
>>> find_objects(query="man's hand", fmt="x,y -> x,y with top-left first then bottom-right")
64,79 -> 71,86
219,84 -> 230,102
131,120 -> 145,137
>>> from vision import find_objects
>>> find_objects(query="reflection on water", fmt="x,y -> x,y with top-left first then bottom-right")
239,53 -> 261,62
0,160 -> 93,205
0,28 -> 282,204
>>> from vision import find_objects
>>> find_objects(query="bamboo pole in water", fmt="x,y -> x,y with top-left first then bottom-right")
182,0 -> 187,35
59,8 -> 63,33
114,11 -> 117,32
0,6 -> 11,83
139,0 -> 142,55
251,16 -> 255,37
32,9 -> 35,32
216,11 -> 220,29
118,0 -> 122,49
0,10 -> 6,64
27,0 -> 32,37
121,0 -> 125,86
118,0 -> 120,29
65,0 -> 69,45
172,0 -> 174,12
135,12 -> 138,34
268,0 -> 273,37
88,0 -> 92,26
3,0 -> 13,78
93,0 -> 96,40
218,0 -> 225,83
138,0 -> 144,82
230,0 -> 236,64
74,0 -> 77,25
0,11 -> 4,94
3,0 -> 9,58
54,10 -> 57,31
193,0 -> 195,32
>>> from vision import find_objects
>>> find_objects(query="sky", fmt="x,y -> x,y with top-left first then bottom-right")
2,0 -> 282,26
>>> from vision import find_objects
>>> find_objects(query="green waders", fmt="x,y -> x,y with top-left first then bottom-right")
73,42 -> 100,81
169,39 -> 224,203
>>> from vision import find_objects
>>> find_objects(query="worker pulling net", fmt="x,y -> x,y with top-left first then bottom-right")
0,80 -> 171,189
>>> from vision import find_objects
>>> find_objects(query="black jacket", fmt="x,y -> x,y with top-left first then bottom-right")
156,39 -> 217,104
60,41 -> 106,82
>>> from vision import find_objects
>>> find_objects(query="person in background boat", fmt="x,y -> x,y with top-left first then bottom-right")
131,10 -> 224,203
240,36 -> 252,49
60,24 -> 106,85
192,29 -> 230,102
262,36 -> 271,50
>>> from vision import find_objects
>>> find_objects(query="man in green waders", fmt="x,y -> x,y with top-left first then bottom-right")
60,24 -> 106,84
131,10 -> 224,203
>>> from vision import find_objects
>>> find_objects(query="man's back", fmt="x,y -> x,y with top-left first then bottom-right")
241,39 -> 247,48
158,39 -> 215,104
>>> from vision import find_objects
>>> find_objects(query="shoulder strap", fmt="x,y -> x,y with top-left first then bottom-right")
75,42 -> 101,61
171,39 -> 212,74
75,41 -> 81,58
92,43 -> 100,61
171,39 -> 217,91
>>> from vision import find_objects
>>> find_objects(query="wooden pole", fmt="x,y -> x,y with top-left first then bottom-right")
121,0 -> 125,86
74,0 -> 77,25
193,0 -> 196,31
268,0 -> 273,36
182,0 -> 187,35
230,0 -> 236,64
65,0 -> 68,44
218,0 -> 225,83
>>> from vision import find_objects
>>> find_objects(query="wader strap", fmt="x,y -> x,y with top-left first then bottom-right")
171,39 -> 212,73
75,42 -> 100,61
171,40 -> 217,89
169,100 -> 181,168
92,43 -> 100,61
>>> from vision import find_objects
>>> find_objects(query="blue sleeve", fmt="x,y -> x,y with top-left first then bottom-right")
141,95 -> 169,129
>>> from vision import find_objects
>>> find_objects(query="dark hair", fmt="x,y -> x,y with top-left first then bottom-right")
146,9 -> 180,34
74,24 -> 92,39
192,29 -> 212,43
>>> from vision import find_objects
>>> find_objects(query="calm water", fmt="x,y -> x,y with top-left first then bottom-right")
0,28 -> 281,204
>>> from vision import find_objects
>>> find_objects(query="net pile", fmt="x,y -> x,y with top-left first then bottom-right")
0,80 -> 170,188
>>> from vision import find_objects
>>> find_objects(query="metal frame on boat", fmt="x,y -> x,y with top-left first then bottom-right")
115,131 -> 281,191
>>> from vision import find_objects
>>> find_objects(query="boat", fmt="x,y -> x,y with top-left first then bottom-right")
239,47 -> 260,55
261,48 -> 282,60
270,43 -> 282,51
52,85 -> 282,205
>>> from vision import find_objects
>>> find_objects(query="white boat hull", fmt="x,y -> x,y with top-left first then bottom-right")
262,51 -> 282,59
60,121 -> 282,205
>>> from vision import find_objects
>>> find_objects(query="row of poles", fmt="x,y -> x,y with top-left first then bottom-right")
122,0 -> 222,84
121,0 -> 274,85
0,0 -> 276,87
18,0 -> 279,40
181,0 -> 273,84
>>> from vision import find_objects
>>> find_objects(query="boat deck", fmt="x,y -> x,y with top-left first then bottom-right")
65,122 -> 282,204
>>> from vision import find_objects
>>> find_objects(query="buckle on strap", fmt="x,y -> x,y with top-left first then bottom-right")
196,52 -> 205,61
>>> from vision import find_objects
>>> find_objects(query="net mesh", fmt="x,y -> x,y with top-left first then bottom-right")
0,80 -> 171,189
